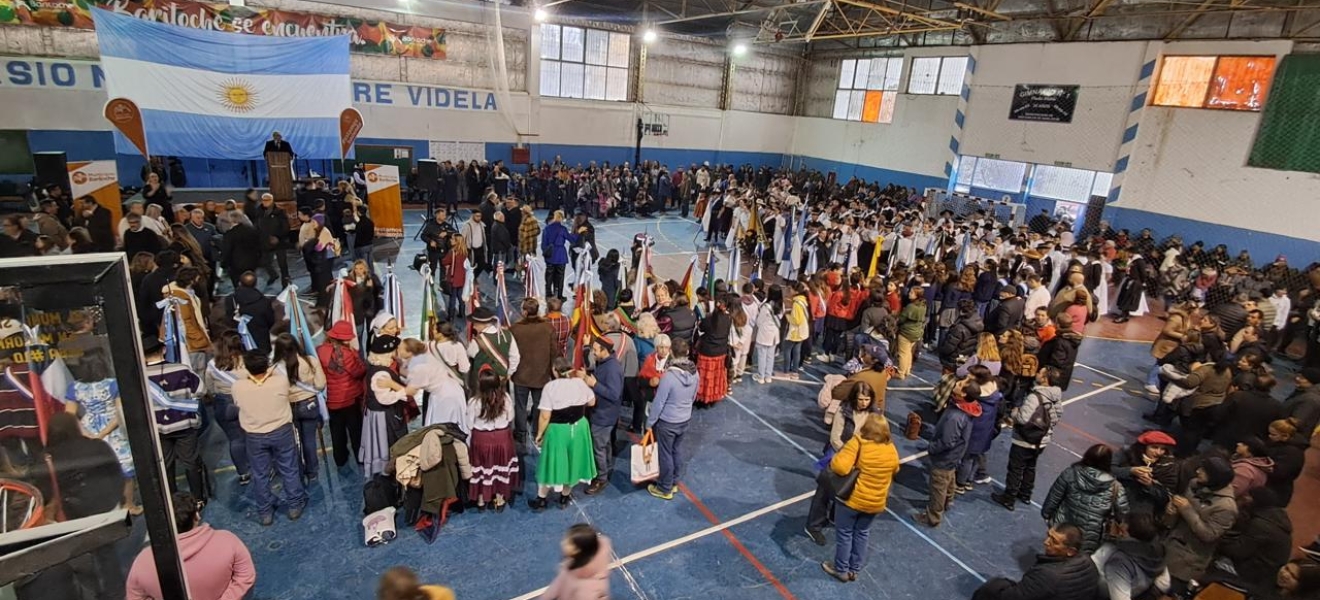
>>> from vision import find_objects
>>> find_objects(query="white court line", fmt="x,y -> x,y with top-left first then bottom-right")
1075,362 -> 1128,385
770,376 -> 819,385
726,395 -> 983,582
1061,379 -> 1127,407
889,386 -> 936,392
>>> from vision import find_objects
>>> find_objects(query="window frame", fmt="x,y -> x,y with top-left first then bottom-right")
1150,54 -> 1277,112
539,23 -> 631,102
908,56 -> 967,96
835,56 -> 901,124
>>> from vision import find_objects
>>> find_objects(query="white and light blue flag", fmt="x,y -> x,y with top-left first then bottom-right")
93,8 -> 350,159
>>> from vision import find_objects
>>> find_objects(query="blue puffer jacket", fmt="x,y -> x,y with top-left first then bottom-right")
967,390 -> 1004,455
541,221 -> 574,265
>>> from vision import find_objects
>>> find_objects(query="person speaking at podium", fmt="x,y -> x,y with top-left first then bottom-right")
263,131 -> 294,158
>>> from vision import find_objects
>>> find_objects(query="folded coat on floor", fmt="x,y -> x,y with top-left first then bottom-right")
389,423 -> 472,514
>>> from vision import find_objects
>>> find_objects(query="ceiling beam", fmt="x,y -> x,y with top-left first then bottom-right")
1061,0 -> 1117,41
1165,0 -> 1254,39
953,2 -> 1011,20
654,0 -> 829,25
834,0 -> 964,30
804,0 -> 835,41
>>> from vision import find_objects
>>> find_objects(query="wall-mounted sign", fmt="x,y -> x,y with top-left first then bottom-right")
1009,84 -> 1079,123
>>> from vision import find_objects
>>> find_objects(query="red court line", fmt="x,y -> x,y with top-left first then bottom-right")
677,482 -> 798,600
624,429 -> 797,600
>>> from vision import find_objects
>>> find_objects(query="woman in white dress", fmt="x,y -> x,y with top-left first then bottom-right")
401,336 -> 470,433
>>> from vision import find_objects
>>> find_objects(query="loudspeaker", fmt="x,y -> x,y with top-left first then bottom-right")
416,159 -> 439,192
33,151 -> 69,191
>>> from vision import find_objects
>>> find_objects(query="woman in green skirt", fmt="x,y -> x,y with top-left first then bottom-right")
530,357 -> 598,511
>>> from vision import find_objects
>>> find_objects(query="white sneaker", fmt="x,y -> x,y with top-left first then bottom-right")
1144,384 -> 1160,395
974,476 -> 992,485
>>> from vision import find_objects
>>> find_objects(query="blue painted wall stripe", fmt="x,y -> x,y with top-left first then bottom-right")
1114,156 -> 1130,174
961,85 -> 971,101
949,137 -> 960,154
1122,124 -> 1139,144
967,55 -> 977,74
1107,185 -> 1122,204
1130,92 -> 1147,113
955,110 -> 965,129
1140,60 -> 1157,80
944,162 -> 953,176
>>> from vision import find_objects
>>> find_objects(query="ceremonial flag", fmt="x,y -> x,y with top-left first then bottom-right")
679,256 -> 698,307
632,237 -> 653,311
383,265 -> 405,332
752,239 -> 765,282
867,234 -> 884,280
726,240 -> 741,283
495,261 -> 513,326
156,296 -> 190,365
703,250 -> 718,296
278,284 -> 330,421
955,232 -> 972,272
419,264 -> 440,340
524,255 -> 547,304
93,9 -> 351,159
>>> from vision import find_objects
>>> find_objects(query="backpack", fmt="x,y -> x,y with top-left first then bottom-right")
362,473 -> 400,515
1017,395 -> 1054,446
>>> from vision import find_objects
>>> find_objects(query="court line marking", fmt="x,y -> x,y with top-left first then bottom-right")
725,394 -> 985,583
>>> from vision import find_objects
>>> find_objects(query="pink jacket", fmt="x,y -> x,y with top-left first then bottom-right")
1231,456 -> 1275,499
541,534 -> 612,600
126,523 -> 255,600
1064,304 -> 1089,334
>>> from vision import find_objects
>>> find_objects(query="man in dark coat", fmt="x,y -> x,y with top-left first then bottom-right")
253,193 -> 290,287
137,250 -> 178,338
972,524 -> 1099,600
986,285 -> 1025,336
1113,254 -> 1148,323
938,300 -> 983,368
225,271 -> 277,354
221,214 -> 263,289
1215,487 -> 1292,596
1039,313 -> 1082,391
73,195 -> 116,252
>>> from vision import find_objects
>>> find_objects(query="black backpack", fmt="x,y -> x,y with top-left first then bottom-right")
1017,397 -> 1054,446
362,473 -> 400,515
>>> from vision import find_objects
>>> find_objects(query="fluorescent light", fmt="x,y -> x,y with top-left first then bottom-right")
534,7 -> 548,22
643,29 -> 657,43
732,43 -> 748,56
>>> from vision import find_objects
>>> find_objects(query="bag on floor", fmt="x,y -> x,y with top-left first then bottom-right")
362,507 -> 398,547
631,429 -> 660,484
363,473 -> 400,515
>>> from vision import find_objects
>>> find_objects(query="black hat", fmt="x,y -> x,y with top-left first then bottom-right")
469,307 -> 497,323
999,284 -> 1018,297
369,335 -> 400,355
1200,456 -> 1235,491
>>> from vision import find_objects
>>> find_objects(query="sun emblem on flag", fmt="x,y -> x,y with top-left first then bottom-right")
217,79 -> 259,113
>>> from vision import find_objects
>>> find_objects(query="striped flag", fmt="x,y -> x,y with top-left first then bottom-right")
155,296 -> 190,365
955,232 -> 972,272
632,236 -> 653,311
752,239 -> 765,282
278,283 -> 328,421
726,240 -> 741,284
867,234 -> 884,280
495,261 -> 513,326
419,264 -> 439,340
679,255 -> 698,307
702,250 -> 717,296
384,265 -> 405,332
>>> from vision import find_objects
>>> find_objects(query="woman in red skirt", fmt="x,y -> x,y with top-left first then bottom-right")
465,366 -> 520,511
695,294 -> 733,405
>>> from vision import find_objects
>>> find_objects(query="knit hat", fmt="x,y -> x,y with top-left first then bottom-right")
1299,368 -> 1320,385
1136,430 -> 1176,447
1200,456 -> 1235,491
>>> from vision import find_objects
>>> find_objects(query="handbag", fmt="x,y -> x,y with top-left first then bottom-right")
1103,481 -> 1126,539
829,441 -> 863,501
630,429 -> 660,484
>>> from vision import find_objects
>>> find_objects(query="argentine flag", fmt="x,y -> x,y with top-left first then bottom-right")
93,9 -> 350,160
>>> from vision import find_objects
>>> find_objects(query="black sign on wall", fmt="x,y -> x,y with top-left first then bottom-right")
1009,84 -> 1080,123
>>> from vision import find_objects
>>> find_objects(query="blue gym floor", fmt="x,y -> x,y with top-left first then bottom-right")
182,210 -> 1265,599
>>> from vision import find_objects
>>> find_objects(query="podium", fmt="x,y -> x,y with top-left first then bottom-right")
265,150 -> 293,201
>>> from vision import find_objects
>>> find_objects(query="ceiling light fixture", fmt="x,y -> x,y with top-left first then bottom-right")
643,29 -> 657,43
732,43 -> 748,56
534,7 -> 548,22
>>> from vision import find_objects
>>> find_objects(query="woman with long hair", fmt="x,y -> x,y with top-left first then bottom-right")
466,367 -> 520,512
957,332 -> 1003,378
348,259 -> 382,325
441,233 -> 468,320
821,418 -> 901,582
805,381 -> 880,544
67,227 -> 95,254
729,302 -> 752,384
541,523 -> 613,599
273,333 -> 327,481
204,331 -> 251,485
997,329 -> 1034,403
1041,443 -> 1128,552
822,272 -> 863,362
129,251 -> 157,295
781,281 -> 811,378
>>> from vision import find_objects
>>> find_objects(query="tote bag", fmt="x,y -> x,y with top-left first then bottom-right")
631,429 -> 660,484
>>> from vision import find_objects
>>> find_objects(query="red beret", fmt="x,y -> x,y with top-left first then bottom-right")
1137,431 -> 1176,447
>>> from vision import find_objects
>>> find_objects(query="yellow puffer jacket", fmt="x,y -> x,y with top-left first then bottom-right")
830,436 -> 900,514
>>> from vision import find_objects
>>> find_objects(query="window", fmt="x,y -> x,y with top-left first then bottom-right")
834,57 -> 902,123
540,24 -> 630,100
953,155 -> 977,193
1030,164 -> 1101,202
972,158 -> 1028,193
909,56 -> 967,95
1151,55 -> 1276,112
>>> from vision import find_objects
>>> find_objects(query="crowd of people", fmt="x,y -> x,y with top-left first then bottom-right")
3,156 -> 1320,600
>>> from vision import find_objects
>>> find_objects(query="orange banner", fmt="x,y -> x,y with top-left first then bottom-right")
68,160 -> 122,242
365,164 -> 402,238
339,108 -> 363,159
103,98 -> 147,159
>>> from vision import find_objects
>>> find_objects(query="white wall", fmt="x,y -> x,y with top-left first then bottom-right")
1113,39 -> 1320,242
959,42 -> 1146,172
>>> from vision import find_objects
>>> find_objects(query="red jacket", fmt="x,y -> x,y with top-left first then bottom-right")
827,287 -> 864,320
441,250 -> 466,290
317,341 -> 366,410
